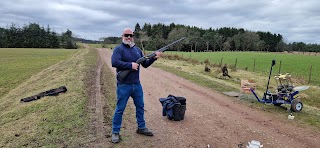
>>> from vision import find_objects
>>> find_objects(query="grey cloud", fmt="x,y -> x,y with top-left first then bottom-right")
0,0 -> 319,43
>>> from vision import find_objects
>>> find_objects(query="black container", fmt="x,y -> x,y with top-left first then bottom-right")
169,97 -> 186,121
175,97 -> 186,105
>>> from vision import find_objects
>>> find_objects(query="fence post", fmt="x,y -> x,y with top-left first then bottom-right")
253,58 -> 256,72
220,57 -> 223,67
308,65 -> 312,84
234,58 -> 238,70
278,61 -> 282,74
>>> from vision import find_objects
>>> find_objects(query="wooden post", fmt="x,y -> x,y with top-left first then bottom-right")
234,58 -> 238,70
278,61 -> 282,74
253,58 -> 256,72
220,57 -> 223,67
308,65 -> 312,84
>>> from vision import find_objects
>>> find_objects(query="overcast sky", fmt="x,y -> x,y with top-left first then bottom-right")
1,0 -> 319,43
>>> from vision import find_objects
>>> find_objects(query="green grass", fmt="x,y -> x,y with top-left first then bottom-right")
0,48 -> 77,98
87,44 -> 102,48
87,43 -> 117,49
0,47 -> 98,147
164,51 -> 320,85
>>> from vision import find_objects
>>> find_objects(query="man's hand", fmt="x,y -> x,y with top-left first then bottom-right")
154,51 -> 162,59
132,62 -> 139,70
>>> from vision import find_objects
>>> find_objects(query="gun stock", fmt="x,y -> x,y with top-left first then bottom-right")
117,37 -> 186,81
117,70 -> 131,82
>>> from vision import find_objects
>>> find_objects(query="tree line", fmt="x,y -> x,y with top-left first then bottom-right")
0,23 -> 77,49
102,23 -> 320,53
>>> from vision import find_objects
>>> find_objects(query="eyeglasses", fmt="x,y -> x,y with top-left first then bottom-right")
123,34 -> 134,37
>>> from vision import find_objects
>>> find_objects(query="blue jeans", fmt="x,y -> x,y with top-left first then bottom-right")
112,83 -> 145,134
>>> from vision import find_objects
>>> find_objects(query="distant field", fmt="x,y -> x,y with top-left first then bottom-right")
165,51 -> 320,85
0,48 -> 77,98
87,44 -> 102,48
87,43 -> 117,49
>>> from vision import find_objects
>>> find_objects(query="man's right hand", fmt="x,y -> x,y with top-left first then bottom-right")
132,62 -> 139,71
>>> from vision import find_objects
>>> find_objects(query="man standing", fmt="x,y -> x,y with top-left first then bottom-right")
111,28 -> 161,143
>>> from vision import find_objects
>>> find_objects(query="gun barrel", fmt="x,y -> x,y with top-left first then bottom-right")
117,37 -> 186,82
145,37 -> 186,59
158,37 -> 186,52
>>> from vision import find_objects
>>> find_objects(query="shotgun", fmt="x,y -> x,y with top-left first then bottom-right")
117,37 -> 186,81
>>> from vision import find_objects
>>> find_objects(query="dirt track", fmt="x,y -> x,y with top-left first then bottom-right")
95,48 -> 320,148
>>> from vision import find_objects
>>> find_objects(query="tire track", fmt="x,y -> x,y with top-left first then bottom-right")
85,44 -> 107,147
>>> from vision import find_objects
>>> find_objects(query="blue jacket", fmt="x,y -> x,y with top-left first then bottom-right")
159,96 -> 180,118
111,43 -> 157,84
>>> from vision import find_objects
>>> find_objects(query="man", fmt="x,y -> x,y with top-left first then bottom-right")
111,28 -> 162,143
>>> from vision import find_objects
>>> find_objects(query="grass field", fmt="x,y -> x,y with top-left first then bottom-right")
87,43 -> 117,49
0,47 -> 95,147
164,51 -> 320,85
0,48 -> 77,99
87,44 -> 102,48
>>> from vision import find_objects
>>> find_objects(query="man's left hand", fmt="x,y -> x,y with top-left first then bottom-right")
154,51 -> 162,59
